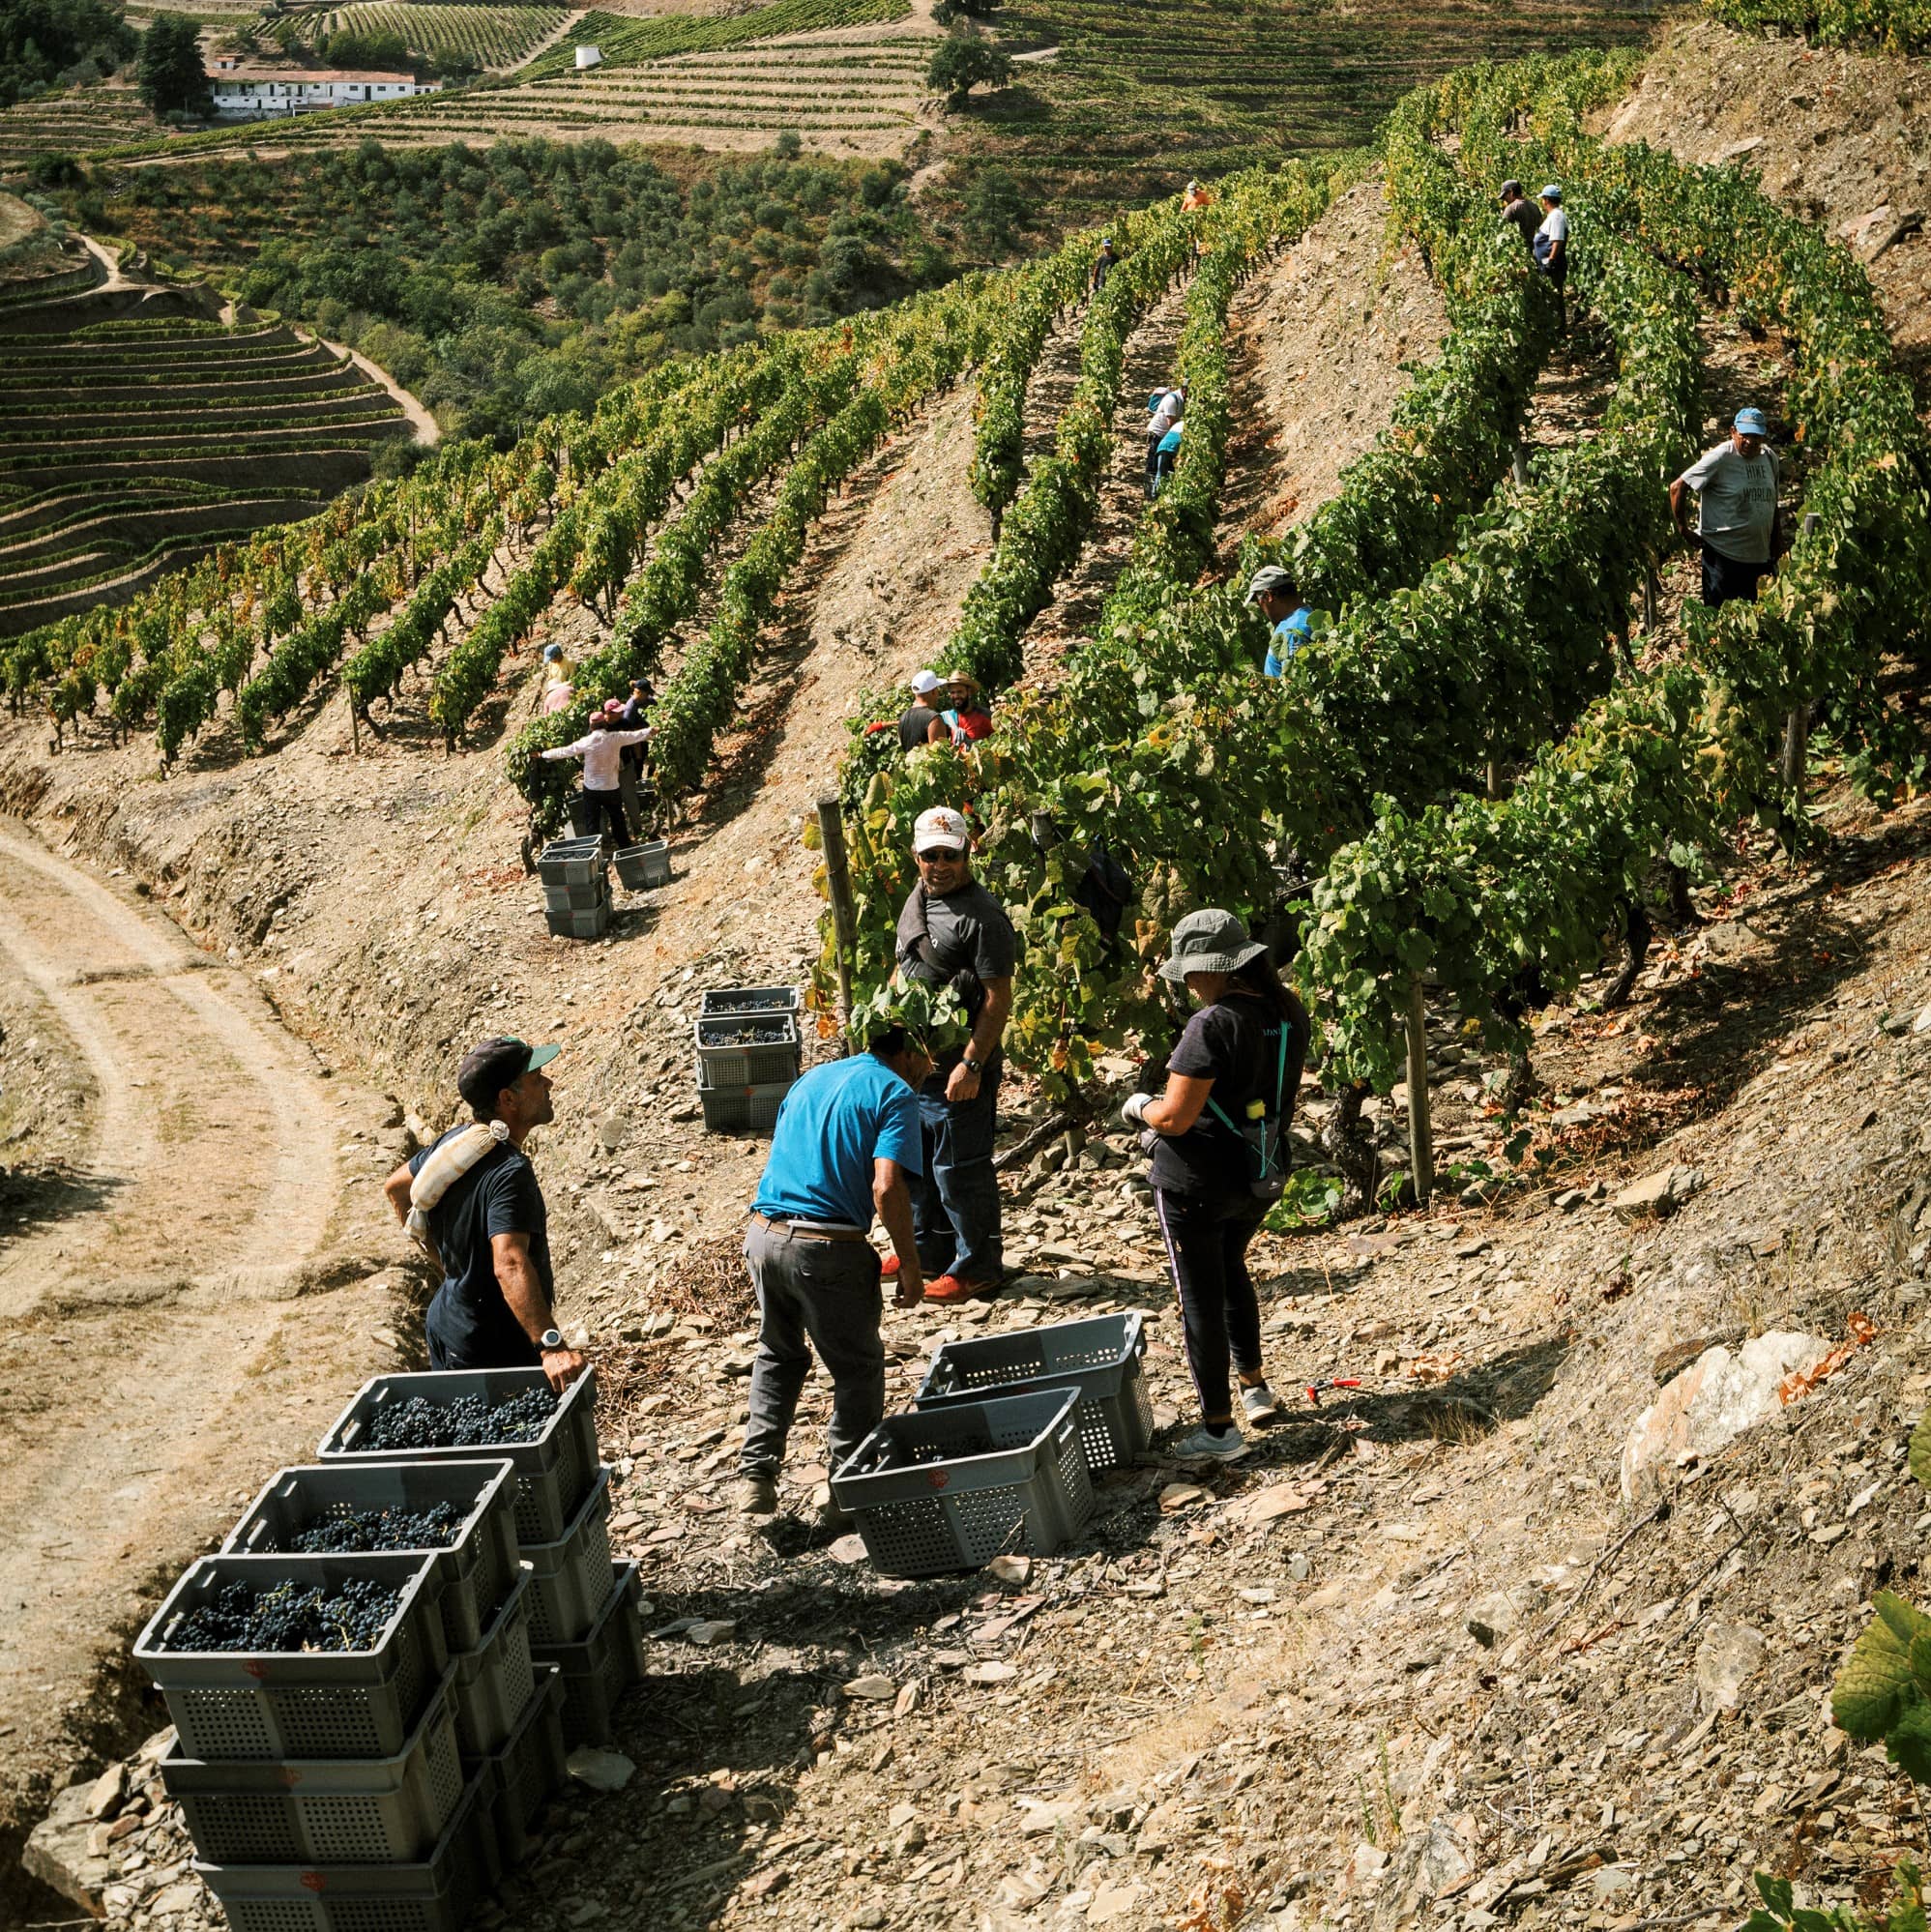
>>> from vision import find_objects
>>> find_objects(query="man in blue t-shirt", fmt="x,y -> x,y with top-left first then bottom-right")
736,1025 -> 931,1526
1246,565 -> 1313,677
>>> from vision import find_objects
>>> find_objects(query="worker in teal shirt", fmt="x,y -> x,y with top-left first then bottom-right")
1246,565 -> 1313,677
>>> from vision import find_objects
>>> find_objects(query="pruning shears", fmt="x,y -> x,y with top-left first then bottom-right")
1303,1378 -> 1362,1407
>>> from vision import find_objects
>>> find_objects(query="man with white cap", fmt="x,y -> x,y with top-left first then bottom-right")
1672,407 -> 1783,608
893,805 -> 1017,1303
1534,186 -> 1568,331
898,669 -> 945,752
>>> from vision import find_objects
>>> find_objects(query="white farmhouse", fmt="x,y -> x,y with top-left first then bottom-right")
208,68 -> 443,117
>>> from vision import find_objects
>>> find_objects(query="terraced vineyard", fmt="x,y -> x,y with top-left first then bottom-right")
982,0 -> 1665,211
0,314 -> 407,635
0,87 -> 164,171
284,2 -> 571,68
519,0 -> 912,74
168,34 -> 933,153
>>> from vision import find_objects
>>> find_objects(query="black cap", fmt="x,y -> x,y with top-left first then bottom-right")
456,1037 -> 560,1113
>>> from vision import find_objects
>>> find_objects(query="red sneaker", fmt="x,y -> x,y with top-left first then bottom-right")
922,1273 -> 980,1304
881,1253 -> 902,1278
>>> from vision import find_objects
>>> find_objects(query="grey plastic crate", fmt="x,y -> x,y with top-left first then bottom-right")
485,1664 -> 567,1868
831,1388 -> 1094,1579
520,1466 -> 614,1647
541,877 -> 608,914
162,1666 -> 464,1864
611,840 -> 670,890
693,1009 -> 801,1085
316,1367 -> 600,1545
699,984 -> 802,1018
194,1766 -> 497,1932
537,836 -> 605,887
223,1459 -> 519,1654
133,1553 -> 448,1762
452,1570 -> 537,1760
915,1313 -> 1153,1474
546,902 -> 610,941
531,1563 -> 645,1749
695,1068 -> 795,1136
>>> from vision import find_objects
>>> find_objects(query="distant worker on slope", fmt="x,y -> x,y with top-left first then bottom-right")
382,1037 -> 587,1390
1671,407 -> 1782,609
1498,179 -> 1539,254
926,671 -> 994,747
1091,237 -> 1117,298
1151,414 -> 1184,496
1146,382 -> 1185,498
733,1014 -> 933,1527
1246,566 -> 1314,677
1181,178 -> 1212,214
1534,185 -> 1569,333
540,712 -> 651,847
898,669 -> 945,751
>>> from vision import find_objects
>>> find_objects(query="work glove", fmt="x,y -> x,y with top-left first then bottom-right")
1121,1092 -> 1153,1127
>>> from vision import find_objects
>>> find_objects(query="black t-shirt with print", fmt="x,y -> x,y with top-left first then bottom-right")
1150,993 -> 1297,1201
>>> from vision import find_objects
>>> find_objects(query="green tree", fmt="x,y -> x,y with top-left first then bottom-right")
135,15 -> 208,115
926,33 -> 1010,106
0,0 -> 133,107
932,0 -> 998,25
961,165 -> 1027,251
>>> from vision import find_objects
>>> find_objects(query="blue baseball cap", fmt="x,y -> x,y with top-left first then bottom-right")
1734,407 -> 1769,436
1538,185 -> 1563,202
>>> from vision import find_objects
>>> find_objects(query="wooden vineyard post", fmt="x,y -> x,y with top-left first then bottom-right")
1511,436 -> 1529,487
1784,512 -> 1822,813
1404,974 -> 1434,1209
816,794 -> 857,1052
1642,562 -> 1659,638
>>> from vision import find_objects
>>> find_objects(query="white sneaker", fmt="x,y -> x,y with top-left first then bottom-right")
1174,1423 -> 1249,1462
1241,1383 -> 1280,1424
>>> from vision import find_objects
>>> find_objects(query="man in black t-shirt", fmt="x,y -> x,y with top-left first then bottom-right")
898,669 -> 944,752
1499,180 -> 1538,254
382,1037 -> 588,1391
893,805 -> 1018,1303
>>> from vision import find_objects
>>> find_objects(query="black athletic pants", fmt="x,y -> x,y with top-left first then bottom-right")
1699,542 -> 1770,609
1153,1187 -> 1268,1425
579,786 -> 630,845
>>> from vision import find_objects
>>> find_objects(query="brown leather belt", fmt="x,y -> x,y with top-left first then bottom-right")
749,1212 -> 867,1244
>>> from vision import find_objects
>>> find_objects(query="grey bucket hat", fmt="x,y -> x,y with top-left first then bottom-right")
1157,908 -> 1268,982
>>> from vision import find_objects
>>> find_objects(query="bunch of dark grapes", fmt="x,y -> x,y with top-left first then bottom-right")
698,1021 -> 791,1045
289,1501 -> 465,1553
168,1577 -> 402,1654
705,992 -> 792,1014
361,1386 -> 557,1452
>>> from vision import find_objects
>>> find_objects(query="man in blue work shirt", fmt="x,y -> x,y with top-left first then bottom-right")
735,1025 -> 932,1527
1247,566 -> 1313,677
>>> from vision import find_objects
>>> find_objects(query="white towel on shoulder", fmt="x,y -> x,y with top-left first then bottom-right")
405,1120 -> 510,1255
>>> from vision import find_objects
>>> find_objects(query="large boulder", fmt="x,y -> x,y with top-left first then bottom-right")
1621,1331 -> 1829,1500
22,1779 -> 112,1917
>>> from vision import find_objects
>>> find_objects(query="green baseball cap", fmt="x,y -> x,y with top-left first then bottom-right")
457,1037 -> 561,1110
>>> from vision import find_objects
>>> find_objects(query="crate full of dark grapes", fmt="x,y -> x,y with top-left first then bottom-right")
692,1008 -> 800,1085
193,1763 -> 499,1932
315,1368 -> 599,1545
223,1458 -> 519,1654
697,983 -> 801,1018
132,1552 -> 449,1762
161,1665 -> 465,1864
536,835 -> 605,888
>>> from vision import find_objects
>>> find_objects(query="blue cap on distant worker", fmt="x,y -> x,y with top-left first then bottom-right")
1734,407 -> 1770,436
1539,185 -> 1563,202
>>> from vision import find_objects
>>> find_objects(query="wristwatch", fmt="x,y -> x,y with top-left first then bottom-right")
539,1328 -> 567,1353
963,1055 -> 984,1074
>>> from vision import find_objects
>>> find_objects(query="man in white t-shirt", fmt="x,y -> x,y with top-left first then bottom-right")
1671,406 -> 1782,608
1534,185 -> 1569,332
1145,384 -> 1185,498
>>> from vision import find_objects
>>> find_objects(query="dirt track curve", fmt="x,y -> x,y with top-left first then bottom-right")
0,817 -> 396,1909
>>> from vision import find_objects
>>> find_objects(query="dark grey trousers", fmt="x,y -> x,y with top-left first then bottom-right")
741,1219 -> 886,1481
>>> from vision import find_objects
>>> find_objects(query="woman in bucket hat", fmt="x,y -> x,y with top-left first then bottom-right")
1123,911 -> 1310,1460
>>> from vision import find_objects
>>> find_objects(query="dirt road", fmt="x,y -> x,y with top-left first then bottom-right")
0,818 -> 397,1911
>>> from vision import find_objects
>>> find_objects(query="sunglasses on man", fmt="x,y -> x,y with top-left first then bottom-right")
917,847 -> 965,864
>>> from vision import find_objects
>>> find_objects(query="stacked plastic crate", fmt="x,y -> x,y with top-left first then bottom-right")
695,983 -> 802,1134
316,1369 -> 647,1756
539,836 -> 610,940
130,1365 -> 642,1929
611,838 -> 672,892
827,1312 -> 1154,1579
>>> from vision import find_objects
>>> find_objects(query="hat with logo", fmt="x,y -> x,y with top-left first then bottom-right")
456,1037 -> 561,1113
912,805 -> 972,854
1156,908 -> 1268,982
1734,407 -> 1770,437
